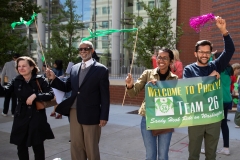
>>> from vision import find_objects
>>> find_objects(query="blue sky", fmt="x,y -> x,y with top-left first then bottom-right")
59,0 -> 91,22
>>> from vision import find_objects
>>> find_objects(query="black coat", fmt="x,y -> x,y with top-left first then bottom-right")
52,60 -> 110,125
0,74 -> 54,146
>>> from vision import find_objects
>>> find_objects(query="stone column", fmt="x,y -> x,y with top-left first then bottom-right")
111,0 -> 121,75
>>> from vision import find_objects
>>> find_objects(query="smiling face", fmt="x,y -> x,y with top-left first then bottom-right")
17,60 -> 34,77
79,43 -> 93,62
157,51 -> 172,74
194,45 -> 211,66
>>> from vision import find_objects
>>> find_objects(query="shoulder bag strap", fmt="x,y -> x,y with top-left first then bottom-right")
36,79 -> 43,93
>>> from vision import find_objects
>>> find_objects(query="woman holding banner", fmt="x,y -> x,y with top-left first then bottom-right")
125,48 -> 177,160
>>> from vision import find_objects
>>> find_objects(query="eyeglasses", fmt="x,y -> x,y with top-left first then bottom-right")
78,47 -> 92,51
157,56 -> 169,61
197,50 -> 211,55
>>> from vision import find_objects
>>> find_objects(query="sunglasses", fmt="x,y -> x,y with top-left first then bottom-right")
78,47 -> 92,51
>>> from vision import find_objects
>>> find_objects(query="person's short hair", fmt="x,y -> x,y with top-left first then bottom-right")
54,60 -> 63,70
16,56 -> 40,74
232,63 -> 240,71
172,49 -> 180,61
195,40 -> 213,52
13,53 -> 20,59
78,41 -> 94,49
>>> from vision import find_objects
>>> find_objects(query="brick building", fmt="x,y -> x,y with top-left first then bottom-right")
112,0 -> 240,106
177,0 -> 240,66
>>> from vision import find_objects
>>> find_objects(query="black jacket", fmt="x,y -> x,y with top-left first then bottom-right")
52,60 -> 110,125
0,74 -> 54,146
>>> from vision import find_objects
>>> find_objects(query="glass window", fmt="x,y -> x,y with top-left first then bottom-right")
155,0 -> 162,8
102,21 -> 109,28
136,2 -> 143,10
102,36 -> 108,49
148,1 -> 155,9
127,0 -> 133,6
102,6 -> 110,14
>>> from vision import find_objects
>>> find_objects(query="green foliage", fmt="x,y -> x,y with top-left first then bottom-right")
124,0 -> 183,68
100,49 -> 111,67
0,0 -> 40,67
0,0 -> 40,24
44,0 -> 84,69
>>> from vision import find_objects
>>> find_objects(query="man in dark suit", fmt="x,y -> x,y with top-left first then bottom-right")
46,41 -> 110,160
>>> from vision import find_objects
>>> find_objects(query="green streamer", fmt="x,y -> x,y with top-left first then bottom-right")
81,28 -> 138,42
11,13 -> 38,29
41,55 -> 45,62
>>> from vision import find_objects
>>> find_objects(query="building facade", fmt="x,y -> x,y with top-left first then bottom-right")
177,0 -> 240,66
28,0 -> 177,69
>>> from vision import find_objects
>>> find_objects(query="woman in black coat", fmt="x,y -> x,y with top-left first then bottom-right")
0,56 -> 54,160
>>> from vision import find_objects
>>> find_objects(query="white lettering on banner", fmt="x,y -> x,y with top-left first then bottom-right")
182,116 -> 193,121
178,101 -> 203,115
201,111 -> 223,118
208,96 -> 219,111
168,117 -> 180,122
150,118 -> 166,124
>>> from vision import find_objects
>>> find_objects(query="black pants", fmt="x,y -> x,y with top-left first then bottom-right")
221,102 -> 231,148
17,143 -> 45,160
3,92 -> 17,115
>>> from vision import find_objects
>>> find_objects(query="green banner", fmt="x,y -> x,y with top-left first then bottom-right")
145,76 -> 224,130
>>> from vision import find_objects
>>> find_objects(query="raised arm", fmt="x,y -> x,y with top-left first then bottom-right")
214,17 -> 235,72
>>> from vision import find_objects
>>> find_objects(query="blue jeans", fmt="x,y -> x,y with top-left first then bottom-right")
141,116 -> 172,160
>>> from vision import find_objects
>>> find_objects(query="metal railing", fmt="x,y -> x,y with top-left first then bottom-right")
99,59 -> 147,79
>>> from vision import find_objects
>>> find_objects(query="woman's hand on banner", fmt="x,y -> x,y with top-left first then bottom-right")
147,80 -> 157,85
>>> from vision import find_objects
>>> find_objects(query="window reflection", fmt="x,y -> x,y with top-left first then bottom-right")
136,2 -> 143,10
102,21 -> 109,28
102,36 -> 109,49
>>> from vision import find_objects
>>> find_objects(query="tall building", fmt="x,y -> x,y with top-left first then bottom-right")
177,0 -> 240,66
29,0 -> 178,70
19,0 -> 240,68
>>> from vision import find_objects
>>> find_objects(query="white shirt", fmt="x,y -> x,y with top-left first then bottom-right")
82,58 -> 94,68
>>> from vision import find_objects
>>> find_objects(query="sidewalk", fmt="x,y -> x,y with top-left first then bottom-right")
0,100 -> 240,159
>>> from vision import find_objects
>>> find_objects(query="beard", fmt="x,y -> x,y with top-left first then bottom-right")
197,56 -> 209,65
80,53 -> 92,61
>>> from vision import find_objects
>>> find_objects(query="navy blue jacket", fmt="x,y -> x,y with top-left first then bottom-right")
51,60 -> 110,125
183,35 -> 235,78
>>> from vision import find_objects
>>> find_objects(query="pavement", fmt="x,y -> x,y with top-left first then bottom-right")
0,97 -> 240,160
